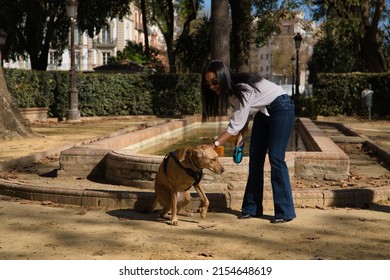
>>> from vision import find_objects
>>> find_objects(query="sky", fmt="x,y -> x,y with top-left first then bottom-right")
202,1 -> 312,20
203,0 -> 211,14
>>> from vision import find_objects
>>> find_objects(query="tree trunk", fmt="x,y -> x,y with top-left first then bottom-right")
180,0 -> 198,38
359,0 -> 388,72
165,36 -> 176,73
30,47 -> 49,71
210,0 -> 230,65
230,0 -> 252,72
141,0 -> 150,61
160,0 -> 176,73
0,65 -> 33,139
359,33 -> 388,72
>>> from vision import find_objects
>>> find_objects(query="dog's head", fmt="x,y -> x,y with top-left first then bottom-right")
186,145 -> 225,175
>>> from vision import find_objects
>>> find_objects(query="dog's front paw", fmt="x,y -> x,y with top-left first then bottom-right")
171,220 -> 179,226
199,207 -> 208,219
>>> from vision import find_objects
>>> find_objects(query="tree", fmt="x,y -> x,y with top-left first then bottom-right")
251,0 -> 298,47
0,0 -> 133,139
150,0 -> 175,72
230,0 -> 252,72
175,16 -> 211,73
173,0 -> 204,71
0,65 -> 32,139
359,0 -> 389,71
0,0 -> 69,71
209,0 -> 298,72
383,15 -> 390,63
0,0 -> 132,71
140,0 -> 150,60
307,0 -> 389,72
150,0 -> 203,73
210,0 -> 230,65
132,0 -> 151,60
307,24 -> 365,83
110,40 -> 162,68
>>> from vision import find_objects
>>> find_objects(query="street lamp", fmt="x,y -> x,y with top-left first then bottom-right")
290,56 -> 295,98
293,32 -> 302,115
0,29 -> 6,67
65,0 -> 80,122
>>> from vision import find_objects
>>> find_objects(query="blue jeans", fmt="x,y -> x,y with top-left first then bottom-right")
241,94 -> 296,220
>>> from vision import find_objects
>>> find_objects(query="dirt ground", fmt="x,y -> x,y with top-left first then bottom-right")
0,177 -> 388,260
0,116 -> 389,260
0,195 -> 389,260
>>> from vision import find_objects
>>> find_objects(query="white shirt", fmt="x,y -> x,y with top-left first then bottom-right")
226,79 -> 286,135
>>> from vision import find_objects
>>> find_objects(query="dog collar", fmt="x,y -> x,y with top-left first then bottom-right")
164,152 -> 203,187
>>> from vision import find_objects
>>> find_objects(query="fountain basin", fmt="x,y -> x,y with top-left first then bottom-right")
59,116 -> 350,193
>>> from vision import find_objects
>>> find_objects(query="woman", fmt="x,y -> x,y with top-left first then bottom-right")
201,60 -> 296,223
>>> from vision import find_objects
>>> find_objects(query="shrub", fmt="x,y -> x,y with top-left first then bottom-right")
314,72 -> 390,117
4,69 -> 201,119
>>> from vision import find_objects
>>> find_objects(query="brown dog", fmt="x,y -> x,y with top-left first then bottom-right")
152,145 -> 224,225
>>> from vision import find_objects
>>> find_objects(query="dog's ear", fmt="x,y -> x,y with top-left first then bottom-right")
197,144 -> 209,150
188,146 -> 204,159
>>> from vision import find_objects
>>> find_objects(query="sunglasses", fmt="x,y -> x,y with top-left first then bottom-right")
203,79 -> 219,88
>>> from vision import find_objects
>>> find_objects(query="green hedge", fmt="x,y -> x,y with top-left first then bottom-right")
8,69 -> 387,119
150,73 -> 201,116
3,69 -> 54,108
4,69 -> 201,120
314,72 -> 390,117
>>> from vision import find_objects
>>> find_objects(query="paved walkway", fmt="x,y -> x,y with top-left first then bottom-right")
316,116 -> 390,153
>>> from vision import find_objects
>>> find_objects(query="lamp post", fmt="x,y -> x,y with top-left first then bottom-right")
65,0 -> 80,122
0,29 -> 6,67
290,56 -> 295,98
293,33 -> 302,115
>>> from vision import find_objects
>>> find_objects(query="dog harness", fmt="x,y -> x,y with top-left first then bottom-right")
163,151 -> 203,189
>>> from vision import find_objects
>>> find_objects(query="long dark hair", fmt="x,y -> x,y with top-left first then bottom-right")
201,60 -> 263,120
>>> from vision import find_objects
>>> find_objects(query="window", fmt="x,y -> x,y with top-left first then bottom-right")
135,12 -> 139,29
101,26 -> 111,44
74,26 -> 80,45
126,23 -> 130,41
102,52 -> 110,65
49,52 -> 56,65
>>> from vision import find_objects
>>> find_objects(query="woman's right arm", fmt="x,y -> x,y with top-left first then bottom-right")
235,122 -> 248,146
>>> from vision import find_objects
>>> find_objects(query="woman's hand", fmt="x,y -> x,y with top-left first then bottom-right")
235,121 -> 248,147
235,132 -> 244,147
